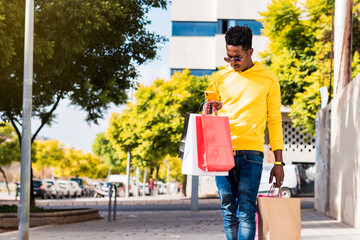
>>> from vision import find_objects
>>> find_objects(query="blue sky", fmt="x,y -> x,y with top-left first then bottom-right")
33,6 -> 171,154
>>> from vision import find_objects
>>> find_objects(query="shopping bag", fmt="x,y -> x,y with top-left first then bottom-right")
181,114 -> 228,176
178,113 -> 190,161
257,189 -> 301,240
196,114 -> 234,172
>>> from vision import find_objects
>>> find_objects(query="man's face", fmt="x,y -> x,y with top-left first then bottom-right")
225,45 -> 253,71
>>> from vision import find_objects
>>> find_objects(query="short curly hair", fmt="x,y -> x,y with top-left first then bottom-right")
225,25 -> 252,50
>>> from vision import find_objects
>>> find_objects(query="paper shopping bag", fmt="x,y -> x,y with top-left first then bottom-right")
196,114 -> 234,172
181,114 -> 228,176
257,196 -> 301,240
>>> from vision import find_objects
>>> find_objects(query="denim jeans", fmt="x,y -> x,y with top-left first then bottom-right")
215,154 -> 263,240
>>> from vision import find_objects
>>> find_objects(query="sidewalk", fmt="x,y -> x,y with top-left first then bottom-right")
1,196 -> 360,239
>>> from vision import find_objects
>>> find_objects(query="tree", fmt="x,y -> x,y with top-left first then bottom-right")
260,0 -> 360,135
92,132 -> 126,174
0,0 -> 167,141
33,139 -> 65,178
0,0 -> 166,205
106,70 -> 208,181
0,124 -> 21,194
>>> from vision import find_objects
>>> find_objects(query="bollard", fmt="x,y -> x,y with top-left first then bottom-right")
108,183 -> 112,222
113,185 -> 117,220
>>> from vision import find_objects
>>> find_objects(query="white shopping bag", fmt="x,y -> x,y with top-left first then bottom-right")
181,114 -> 228,176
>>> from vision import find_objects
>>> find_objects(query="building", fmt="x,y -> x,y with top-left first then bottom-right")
170,0 -> 270,76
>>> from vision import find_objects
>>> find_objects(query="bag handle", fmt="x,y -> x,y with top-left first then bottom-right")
267,184 -> 282,197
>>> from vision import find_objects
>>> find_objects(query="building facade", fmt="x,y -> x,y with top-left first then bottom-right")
170,0 -> 270,76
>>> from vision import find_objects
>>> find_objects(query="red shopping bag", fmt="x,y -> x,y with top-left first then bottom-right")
195,114 -> 234,172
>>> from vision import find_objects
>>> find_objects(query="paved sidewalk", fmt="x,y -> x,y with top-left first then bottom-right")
2,203 -> 360,239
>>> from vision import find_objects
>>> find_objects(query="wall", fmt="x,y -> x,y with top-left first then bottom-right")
316,74 -> 360,227
171,0 -> 217,21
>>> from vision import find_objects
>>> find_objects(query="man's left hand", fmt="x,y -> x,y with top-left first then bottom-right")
269,165 -> 284,188
269,149 -> 285,188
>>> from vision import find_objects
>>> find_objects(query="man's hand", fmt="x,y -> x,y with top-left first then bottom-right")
269,149 -> 285,188
203,101 -> 223,114
269,165 -> 284,188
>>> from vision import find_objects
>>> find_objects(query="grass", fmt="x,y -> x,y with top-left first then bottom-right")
0,204 -> 54,213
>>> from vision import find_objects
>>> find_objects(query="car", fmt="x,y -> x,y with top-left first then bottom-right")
69,181 -> 82,198
58,180 -> 75,198
139,183 -> 150,196
33,180 -> 52,199
44,179 -> 65,199
107,175 -> 135,197
70,177 -> 91,197
155,181 -> 167,195
258,165 -> 301,198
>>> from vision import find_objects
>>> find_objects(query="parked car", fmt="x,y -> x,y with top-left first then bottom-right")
58,180 -> 75,198
258,165 -> 301,198
140,183 -> 150,196
70,177 -> 91,197
69,181 -> 82,198
44,179 -> 65,199
108,175 -> 135,197
155,181 -> 167,195
33,180 -> 52,199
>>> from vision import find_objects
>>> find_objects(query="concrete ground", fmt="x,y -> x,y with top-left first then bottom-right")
2,195 -> 360,239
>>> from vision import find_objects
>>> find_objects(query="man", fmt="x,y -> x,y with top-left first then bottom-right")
204,25 -> 285,240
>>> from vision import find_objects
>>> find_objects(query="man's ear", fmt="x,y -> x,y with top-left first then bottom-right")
249,48 -> 254,56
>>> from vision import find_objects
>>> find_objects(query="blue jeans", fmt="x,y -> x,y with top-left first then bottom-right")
216,154 -> 263,240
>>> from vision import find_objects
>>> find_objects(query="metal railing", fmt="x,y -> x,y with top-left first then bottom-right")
107,183 -> 117,221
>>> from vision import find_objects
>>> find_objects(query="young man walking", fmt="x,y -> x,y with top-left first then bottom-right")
204,25 -> 285,240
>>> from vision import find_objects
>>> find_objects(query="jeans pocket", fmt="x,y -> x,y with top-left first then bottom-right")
244,155 -> 263,165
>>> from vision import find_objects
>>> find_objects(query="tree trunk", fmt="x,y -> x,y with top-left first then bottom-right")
182,174 -> 187,197
155,166 -> 160,196
142,168 -> 147,196
0,166 -> 10,195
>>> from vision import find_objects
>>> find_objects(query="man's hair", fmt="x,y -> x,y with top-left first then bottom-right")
225,25 -> 252,50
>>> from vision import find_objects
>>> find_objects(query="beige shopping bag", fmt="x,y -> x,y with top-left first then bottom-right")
257,196 -> 301,240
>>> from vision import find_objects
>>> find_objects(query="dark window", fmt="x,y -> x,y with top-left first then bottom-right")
217,19 -> 264,35
171,68 -> 216,76
33,180 -> 42,187
172,22 -> 218,37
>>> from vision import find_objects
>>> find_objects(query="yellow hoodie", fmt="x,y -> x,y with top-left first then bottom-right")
206,62 -> 283,152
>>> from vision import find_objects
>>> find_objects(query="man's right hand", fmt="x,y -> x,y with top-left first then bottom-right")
203,101 -> 223,114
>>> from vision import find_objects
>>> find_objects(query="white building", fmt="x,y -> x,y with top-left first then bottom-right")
170,0 -> 270,76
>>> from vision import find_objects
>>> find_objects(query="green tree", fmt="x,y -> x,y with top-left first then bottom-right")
0,124 -> 21,193
33,139 -> 65,178
0,0 -> 166,205
106,70 -> 208,180
260,0 -> 360,135
0,0 -> 167,141
92,132 -> 126,174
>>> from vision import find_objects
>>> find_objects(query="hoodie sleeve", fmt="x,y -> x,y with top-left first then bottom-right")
267,76 -> 284,151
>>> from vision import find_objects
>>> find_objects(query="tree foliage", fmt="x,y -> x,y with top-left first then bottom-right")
32,139 -> 108,179
260,0 -> 360,135
0,0 -> 167,142
92,132 -> 126,173
106,70 -> 208,179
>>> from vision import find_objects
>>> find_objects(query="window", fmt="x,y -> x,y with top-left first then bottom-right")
171,69 -> 215,76
217,19 -> 264,35
172,22 -> 218,37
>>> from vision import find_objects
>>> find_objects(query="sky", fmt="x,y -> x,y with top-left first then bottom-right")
32,5 -> 172,154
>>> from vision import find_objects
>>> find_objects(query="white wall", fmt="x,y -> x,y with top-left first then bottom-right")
171,0 -> 217,21
216,0 -> 272,19
170,37 -> 216,69
316,74 -> 360,228
329,75 -> 360,227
